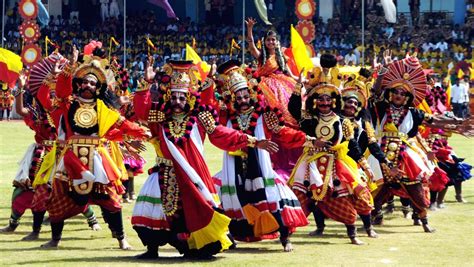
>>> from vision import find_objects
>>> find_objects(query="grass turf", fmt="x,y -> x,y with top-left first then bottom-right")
0,120 -> 473,266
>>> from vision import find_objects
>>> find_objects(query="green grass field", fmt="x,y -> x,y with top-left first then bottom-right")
0,120 -> 473,266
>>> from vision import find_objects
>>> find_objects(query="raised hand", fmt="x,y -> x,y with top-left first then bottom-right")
382,49 -> 393,66
18,71 -> 28,88
52,61 -> 62,75
245,17 -> 257,29
256,139 -> 279,154
71,45 -> 79,65
145,55 -> 156,81
298,68 -> 306,84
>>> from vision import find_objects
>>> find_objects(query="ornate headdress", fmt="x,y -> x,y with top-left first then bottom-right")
162,60 -> 199,93
217,60 -> 250,95
341,86 -> 368,108
381,56 -> 427,106
74,59 -> 108,85
307,83 -> 340,98
216,60 -> 262,112
307,54 -> 341,88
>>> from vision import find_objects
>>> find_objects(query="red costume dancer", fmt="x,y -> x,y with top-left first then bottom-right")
1,68 -> 101,239
36,47 -> 149,249
424,82 -> 472,207
131,59 -> 276,259
368,56 -> 464,232
0,82 -> 14,120
213,60 -> 309,251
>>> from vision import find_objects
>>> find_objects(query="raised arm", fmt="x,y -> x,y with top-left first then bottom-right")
13,72 -> 29,117
245,17 -> 261,59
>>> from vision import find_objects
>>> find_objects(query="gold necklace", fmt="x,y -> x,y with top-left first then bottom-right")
73,101 -> 97,128
168,116 -> 189,138
315,113 -> 339,141
236,107 -> 254,131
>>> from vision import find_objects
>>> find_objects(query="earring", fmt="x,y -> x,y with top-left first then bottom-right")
355,107 -> 361,116
403,97 -> 409,106
313,99 -> 317,109
332,99 -> 336,109
388,92 -> 393,102
96,90 -> 100,96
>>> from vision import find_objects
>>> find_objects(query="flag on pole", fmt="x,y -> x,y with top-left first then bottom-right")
254,0 -> 272,25
148,0 -> 177,19
111,37 -> 120,46
285,25 -> 313,76
0,48 -> 23,87
45,36 -> 57,56
146,37 -> 157,51
229,38 -> 241,56
444,76 -> 452,111
380,0 -> 397,23
185,44 -> 210,81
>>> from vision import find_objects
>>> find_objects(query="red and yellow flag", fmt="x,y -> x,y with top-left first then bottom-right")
185,44 -> 210,81
0,48 -> 23,87
285,25 -> 313,76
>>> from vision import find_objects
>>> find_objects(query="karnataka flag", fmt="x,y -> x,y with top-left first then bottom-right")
284,25 -> 313,76
185,44 -> 210,81
0,48 -> 23,87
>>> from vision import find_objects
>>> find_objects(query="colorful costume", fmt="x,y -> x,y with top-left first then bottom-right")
0,84 -> 14,120
213,61 -> 308,248
37,58 -> 148,247
131,60 -> 259,259
288,84 -> 373,243
367,57 -> 436,231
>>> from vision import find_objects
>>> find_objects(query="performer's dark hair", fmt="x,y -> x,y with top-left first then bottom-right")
320,54 -> 337,69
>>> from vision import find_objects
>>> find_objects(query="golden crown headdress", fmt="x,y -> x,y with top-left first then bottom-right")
162,60 -> 199,93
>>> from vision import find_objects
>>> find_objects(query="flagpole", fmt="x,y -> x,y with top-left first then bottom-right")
361,0 -> 365,66
123,0 -> 126,66
242,0 -> 245,64
1,0 -> 5,48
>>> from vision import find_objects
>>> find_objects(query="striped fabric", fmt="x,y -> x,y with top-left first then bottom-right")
131,172 -> 170,230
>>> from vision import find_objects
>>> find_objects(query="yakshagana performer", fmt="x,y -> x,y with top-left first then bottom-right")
1,67 -> 101,239
0,82 -> 14,120
36,46 -> 149,249
131,59 -> 277,259
213,60 -> 309,252
367,56 -> 465,232
288,82 -> 374,245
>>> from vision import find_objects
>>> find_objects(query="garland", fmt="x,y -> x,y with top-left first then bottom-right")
385,105 -> 408,127
229,105 -> 263,134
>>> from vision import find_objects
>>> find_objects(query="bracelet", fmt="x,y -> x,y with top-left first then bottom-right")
377,66 -> 389,76
247,135 -> 257,148
12,87 -> 25,97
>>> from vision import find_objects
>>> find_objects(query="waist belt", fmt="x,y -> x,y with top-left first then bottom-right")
380,131 -> 407,138
67,136 -> 101,146
156,157 -> 173,166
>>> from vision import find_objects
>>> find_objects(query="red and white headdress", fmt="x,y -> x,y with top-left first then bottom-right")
381,56 -> 427,106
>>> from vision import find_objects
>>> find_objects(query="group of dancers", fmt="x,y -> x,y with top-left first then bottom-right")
1,21 -> 472,260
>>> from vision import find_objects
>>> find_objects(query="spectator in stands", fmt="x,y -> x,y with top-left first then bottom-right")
451,78 -> 470,119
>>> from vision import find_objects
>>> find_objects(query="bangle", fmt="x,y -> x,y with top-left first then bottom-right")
377,66 -> 388,76
12,88 -> 25,97
247,135 -> 257,148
